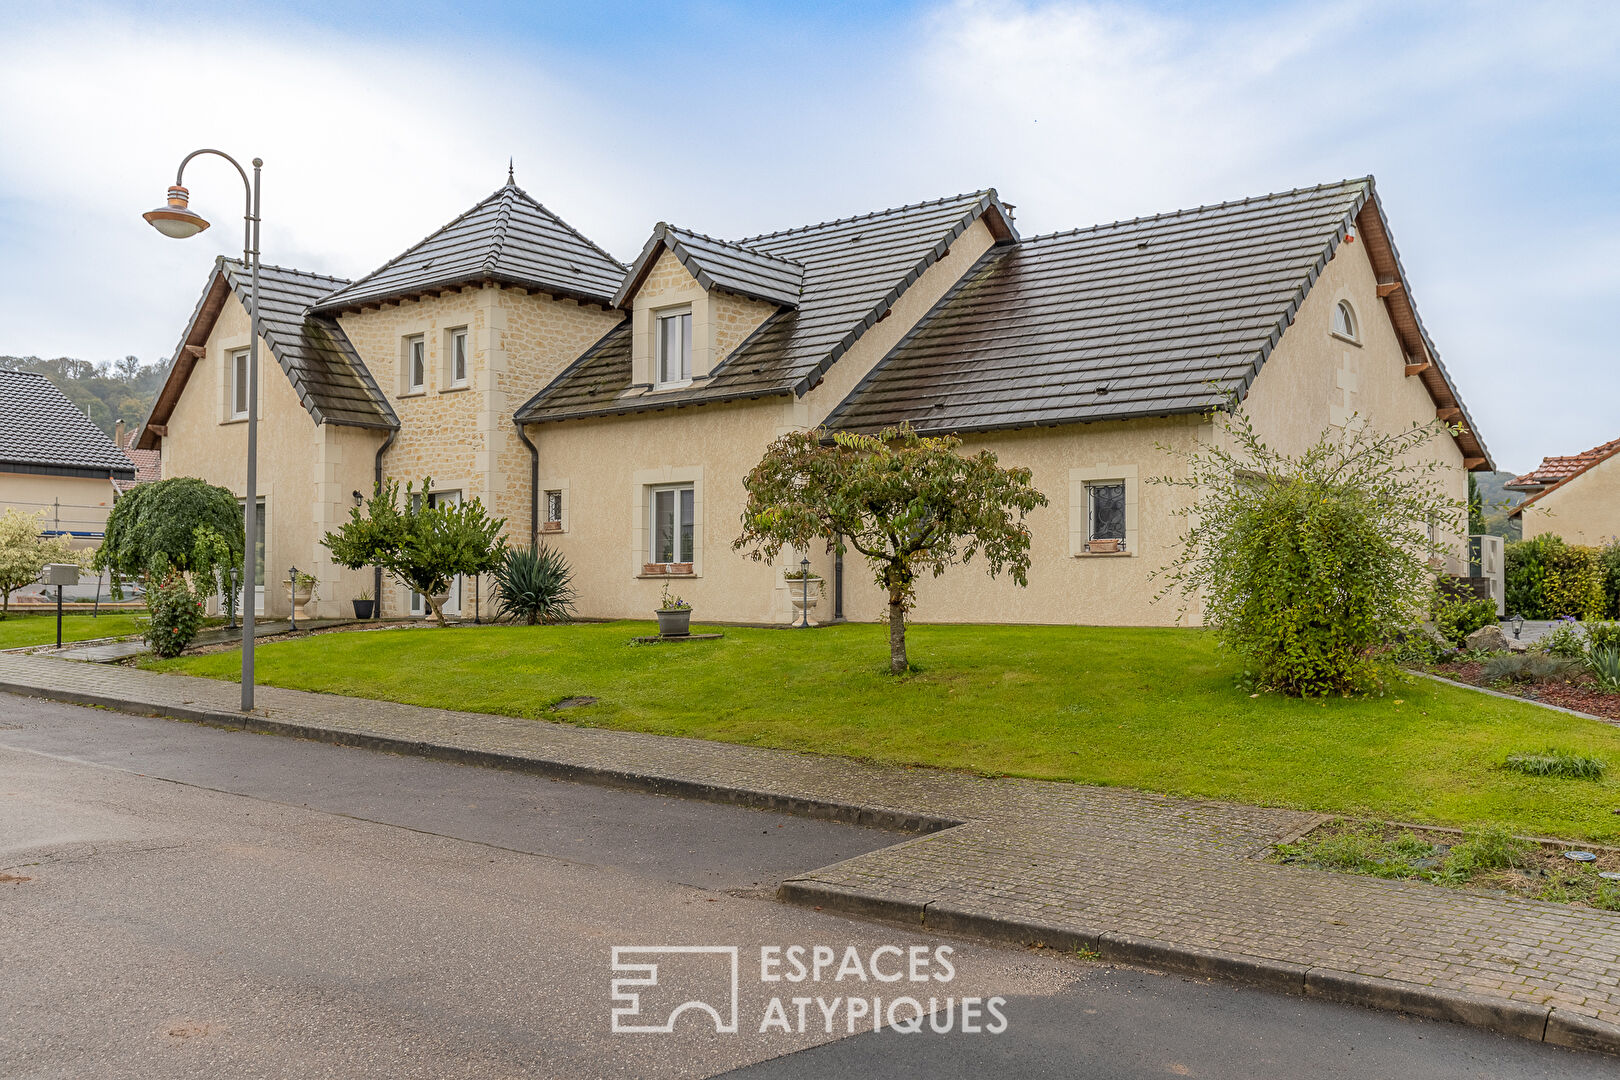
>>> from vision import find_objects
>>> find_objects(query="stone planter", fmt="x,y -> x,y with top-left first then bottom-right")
656,608 -> 691,637
428,591 -> 451,620
352,599 -> 375,619
289,585 -> 313,620
785,573 -> 823,625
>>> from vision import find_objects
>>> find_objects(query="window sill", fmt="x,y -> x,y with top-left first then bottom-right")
1329,331 -> 1361,347
539,522 -> 565,535
650,380 -> 694,393
221,416 -> 248,425
399,390 -> 426,399
640,562 -> 696,578
1075,550 -> 1134,558
439,384 -> 471,394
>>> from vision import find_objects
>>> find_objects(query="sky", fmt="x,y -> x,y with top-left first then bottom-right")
1,0 -> 1615,474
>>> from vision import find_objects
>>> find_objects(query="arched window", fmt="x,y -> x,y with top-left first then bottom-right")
1332,300 -> 1358,342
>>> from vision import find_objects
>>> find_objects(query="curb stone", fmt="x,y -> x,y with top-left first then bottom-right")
3,673 -> 1617,1059
0,681 -> 959,837
787,880 -> 1592,1051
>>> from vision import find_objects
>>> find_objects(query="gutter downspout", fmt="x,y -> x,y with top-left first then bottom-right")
373,427 -> 397,619
515,421 -> 539,547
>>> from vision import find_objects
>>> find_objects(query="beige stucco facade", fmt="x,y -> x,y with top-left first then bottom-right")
1520,453 -> 1620,545
526,216 -> 1469,628
0,471 -> 119,552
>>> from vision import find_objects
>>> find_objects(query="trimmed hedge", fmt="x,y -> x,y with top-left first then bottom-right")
1505,535 -> 1614,620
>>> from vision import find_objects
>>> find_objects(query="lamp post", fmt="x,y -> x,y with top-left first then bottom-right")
798,557 -> 812,629
143,150 -> 263,712
288,566 -> 300,631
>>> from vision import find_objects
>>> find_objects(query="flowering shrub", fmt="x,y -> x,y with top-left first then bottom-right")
144,573 -> 206,658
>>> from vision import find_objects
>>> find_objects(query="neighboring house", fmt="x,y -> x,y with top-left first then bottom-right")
112,420 -> 161,494
141,173 -> 1491,625
1507,437 -> 1620,545
1,369 -> 135,548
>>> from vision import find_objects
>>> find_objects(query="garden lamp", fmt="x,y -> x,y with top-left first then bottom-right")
1511,613 -> 1524,639
143,148 -> 263,713
288,566 -> 299,631
799,557 -> 812,629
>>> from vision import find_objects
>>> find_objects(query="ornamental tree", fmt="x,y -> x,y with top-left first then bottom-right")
0,508 -> 87,617
94,476 -> 244,595
323,478 -> 506,626
735,426 -> 1047,674
1153,406 -> 1465,696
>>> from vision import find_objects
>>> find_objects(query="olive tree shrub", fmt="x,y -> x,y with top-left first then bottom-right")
1154,408 -> 1464,696
735,426 -> 1047,674
0,508 -> 87,618
323,479 -> 506,626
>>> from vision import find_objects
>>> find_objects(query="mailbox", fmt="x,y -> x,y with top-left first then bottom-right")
43,563 -> 81,587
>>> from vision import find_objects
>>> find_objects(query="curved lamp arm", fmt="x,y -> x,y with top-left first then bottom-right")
174,148 -> 261,264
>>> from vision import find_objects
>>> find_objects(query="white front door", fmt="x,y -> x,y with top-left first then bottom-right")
410,490 -> 462,617
234,497 -> 266,615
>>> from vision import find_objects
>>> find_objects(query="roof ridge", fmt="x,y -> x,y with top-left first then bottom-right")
1013,177 -> 1372,244
320,184 -> 512,303
482,185 -> 518,274
221,257 -> 352,286
509,183 -> 628,271
663,223 -> 807,268
735,189 -> 994,243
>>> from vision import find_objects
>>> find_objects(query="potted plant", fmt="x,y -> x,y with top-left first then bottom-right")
656,583 -> 691,637
783,566 -> 825,621
1085,538 -> 1125,554
288,571 -> 318,619
352,587 -> 375,620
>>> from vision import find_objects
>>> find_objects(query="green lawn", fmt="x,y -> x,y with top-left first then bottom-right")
0,611 -> 146,649
147,621 -> 1620,842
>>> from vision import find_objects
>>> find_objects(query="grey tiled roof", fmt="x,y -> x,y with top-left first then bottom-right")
313,181 -> 625,312
614,224 -> 805,309
826,180 -> 1377,435
221,260 -> 399,429
0,370 -> 135,478
517,191 -> 1013,423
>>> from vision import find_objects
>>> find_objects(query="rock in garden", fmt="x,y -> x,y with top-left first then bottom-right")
1465,624 -> 1511,653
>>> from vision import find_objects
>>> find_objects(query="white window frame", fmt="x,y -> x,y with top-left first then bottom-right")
447,327 -> 468,389
655,307 -> 693,387
1331,300 -> 1359,344
1069,465 -> 1138,557
405,334 -> 426,394
229,348 -> 250,420
648,483 -> 695,564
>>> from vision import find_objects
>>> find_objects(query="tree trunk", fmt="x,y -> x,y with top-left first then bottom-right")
887,579 -> 908,675
426,593 -> 447,627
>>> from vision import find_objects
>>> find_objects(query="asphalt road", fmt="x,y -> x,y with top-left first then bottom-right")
0,693 -> 1611,1079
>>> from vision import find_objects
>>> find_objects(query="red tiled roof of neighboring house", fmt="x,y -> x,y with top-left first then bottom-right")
115,432 -> 161,493
1507,436 -> 1620,492
1507,435 -> 1620,515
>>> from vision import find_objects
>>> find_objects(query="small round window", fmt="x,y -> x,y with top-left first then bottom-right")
1332,300 -> 1358,341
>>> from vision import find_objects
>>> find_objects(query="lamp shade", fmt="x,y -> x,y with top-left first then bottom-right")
142,185 -> 210,239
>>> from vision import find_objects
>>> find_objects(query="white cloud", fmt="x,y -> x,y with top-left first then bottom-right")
1,1 -> 1615,472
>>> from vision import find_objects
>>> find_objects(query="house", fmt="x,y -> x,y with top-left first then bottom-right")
140,173 -> 1491,625
1,369 -> 135,548
1507,437 -> 1620,545
111,420 -> 161,495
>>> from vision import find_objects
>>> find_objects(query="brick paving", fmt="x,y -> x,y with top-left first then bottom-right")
1,651 -> 1617,1053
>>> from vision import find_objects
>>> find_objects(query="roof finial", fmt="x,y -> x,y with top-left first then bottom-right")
507,157 -> 515,185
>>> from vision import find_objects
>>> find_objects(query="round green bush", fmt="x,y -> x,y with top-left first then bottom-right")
144,574 -> 205,659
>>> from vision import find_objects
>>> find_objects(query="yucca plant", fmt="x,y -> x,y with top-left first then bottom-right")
491,544 -> 576,625
1584,643 -> 1620,693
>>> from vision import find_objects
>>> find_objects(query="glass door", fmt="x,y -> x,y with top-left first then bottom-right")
235,497 -> 265,615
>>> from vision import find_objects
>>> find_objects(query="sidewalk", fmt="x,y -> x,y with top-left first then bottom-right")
0,651 -> 1616,1056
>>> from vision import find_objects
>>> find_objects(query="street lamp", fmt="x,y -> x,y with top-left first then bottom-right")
798,557 -> 812,629
144,149 -> 263,712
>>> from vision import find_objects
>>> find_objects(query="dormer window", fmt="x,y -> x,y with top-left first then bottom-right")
656,308 -> 692,386
1331,300 -> 1359,343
